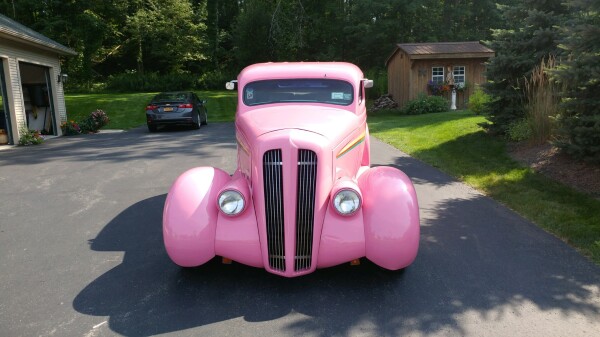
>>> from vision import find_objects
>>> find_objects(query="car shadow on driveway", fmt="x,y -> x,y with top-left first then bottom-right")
73,188 -> 600,336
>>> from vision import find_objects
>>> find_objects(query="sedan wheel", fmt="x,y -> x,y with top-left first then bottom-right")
201,110 -> 208,126
148,124 -> 157,133
192,114 -> 201,130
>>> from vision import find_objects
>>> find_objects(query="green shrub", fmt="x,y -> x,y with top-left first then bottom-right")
556,115 -> 600,163
468,87 -> 491,115
401,94 -> 449,115
197,69 -> 237,90
106,72 -> 197,92
18,128 -> 44,145
507,119 -> 532,142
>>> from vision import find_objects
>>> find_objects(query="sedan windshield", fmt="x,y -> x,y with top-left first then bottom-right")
243,79 -> 353,106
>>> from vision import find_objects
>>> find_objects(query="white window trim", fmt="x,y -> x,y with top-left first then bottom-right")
453,66 -> 466,84
432,66 -> 444,84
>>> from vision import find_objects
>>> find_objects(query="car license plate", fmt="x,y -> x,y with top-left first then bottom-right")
163,107 -> 174,112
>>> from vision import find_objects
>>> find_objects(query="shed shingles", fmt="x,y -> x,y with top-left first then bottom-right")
398,41 -> 493,55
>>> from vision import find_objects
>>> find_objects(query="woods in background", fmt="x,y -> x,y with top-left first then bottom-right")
1,0 -> 598,161
0,0 -> 510,89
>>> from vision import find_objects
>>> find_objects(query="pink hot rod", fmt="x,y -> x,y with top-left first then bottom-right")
163,62 -> 420,277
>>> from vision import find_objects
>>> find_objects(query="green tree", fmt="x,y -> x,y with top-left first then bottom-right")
0,0 -> 124,87
483,1 -> 567,133
233,0 -> 273,67
205,0 -> 239,70
302,0 -> 350,61
125,0 -> 207,74
553,0 -> 600,162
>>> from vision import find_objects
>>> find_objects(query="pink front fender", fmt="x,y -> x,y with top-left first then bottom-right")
163,167 -> 230,267
358,166 -> 420,270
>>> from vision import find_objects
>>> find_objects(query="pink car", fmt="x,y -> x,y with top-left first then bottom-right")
163,62 -> 420,277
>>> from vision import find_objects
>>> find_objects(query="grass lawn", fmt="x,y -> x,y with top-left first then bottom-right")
368,109 -> 600,264
64,90 -> 237,129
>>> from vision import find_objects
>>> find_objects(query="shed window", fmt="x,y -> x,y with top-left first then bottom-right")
453,66 -> 466,84
432,67 -> 444,84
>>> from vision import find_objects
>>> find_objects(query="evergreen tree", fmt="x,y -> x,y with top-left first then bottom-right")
554,0 -> 600,162
483,1 -> 567,133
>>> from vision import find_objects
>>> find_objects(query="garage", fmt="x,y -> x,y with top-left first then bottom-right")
0,13 -> 76,145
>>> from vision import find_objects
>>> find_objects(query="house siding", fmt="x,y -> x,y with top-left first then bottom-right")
410,58 -> 488,109
0,37 -> 67,142
387,50 -> 412,107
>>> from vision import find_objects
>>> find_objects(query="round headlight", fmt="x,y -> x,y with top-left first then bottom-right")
218,190 -> 245,216
333,189 -> 361,216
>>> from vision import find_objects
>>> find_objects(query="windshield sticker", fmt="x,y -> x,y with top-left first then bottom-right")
343,93 -> 351,100
246,89 -> 254,100
331,92 -> 344,100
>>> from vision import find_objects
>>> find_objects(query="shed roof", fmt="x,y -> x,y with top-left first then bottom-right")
0,13 -> 76,56
386,41 -> 494,65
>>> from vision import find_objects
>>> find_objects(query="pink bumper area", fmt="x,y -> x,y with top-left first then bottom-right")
163,166 -> 419,275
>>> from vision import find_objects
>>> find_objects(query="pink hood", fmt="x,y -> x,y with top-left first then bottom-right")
236,104 -> 362,144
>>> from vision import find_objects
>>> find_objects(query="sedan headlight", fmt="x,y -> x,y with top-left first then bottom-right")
218,190 -> 245,216
333,189 -> 361,216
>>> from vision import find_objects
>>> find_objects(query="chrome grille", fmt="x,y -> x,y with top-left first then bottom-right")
295,150 -> 317,271
263,149 -> 285,271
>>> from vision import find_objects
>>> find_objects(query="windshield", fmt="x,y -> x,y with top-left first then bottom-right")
243,79 -> 354,106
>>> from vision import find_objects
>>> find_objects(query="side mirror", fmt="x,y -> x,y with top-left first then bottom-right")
363,79 -> 374,89
225,80 -> 237,90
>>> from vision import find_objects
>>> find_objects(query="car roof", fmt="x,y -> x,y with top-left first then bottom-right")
238,62 -> 364,85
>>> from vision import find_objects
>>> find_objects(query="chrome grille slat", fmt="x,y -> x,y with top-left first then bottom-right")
263,150 -> 285,271
295,150 -> 317,271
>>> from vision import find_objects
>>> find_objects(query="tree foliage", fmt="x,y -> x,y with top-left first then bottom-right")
0,0 -> 511,87
483,0 -> 567,133
2,0 -> 597,160
553,0 -> 600,162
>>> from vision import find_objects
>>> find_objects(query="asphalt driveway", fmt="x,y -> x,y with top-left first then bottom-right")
0,123 -> 598,337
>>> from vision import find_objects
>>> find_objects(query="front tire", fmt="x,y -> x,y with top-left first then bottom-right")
148,124 -> 157,132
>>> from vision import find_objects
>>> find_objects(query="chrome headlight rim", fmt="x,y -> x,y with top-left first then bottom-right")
217,189 -> 246,216
332,188 -> 362,216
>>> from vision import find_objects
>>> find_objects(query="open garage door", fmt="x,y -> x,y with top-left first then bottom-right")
19,62 -> 57,136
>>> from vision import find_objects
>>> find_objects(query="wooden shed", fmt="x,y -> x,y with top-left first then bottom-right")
0,13 -> 76,145
385,41 -> 494,109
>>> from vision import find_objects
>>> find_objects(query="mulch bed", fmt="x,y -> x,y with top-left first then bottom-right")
508,142 -> 600,199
